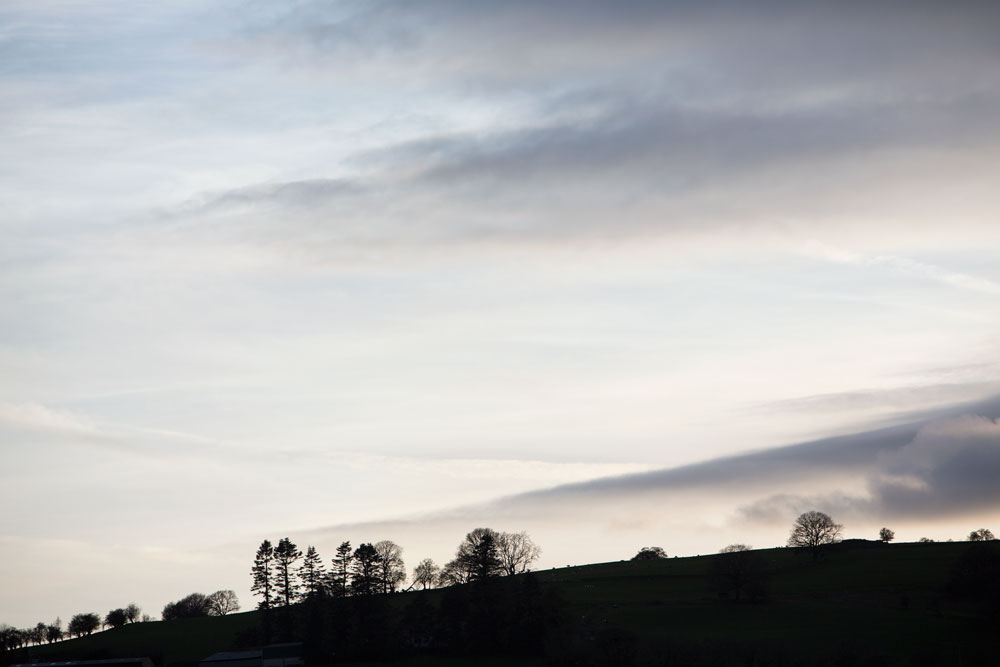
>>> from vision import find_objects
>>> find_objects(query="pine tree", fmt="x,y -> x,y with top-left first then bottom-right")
329,540 -> 353,597
351,542 -> 382,596
274,537 -> 303,606
251,540 -> 275,610
298,545 -> 326,599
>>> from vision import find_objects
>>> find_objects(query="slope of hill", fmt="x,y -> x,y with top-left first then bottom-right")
4,540 -> 995,667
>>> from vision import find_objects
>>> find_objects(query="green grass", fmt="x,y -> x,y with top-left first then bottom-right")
8,541 -> 991,667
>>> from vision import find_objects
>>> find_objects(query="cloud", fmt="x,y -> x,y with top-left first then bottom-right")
297,394 -> 1000,537
0,401 -> 107,441
754,381 -> 1000,419
737,413 -> 1000,522
240,1 -> 1000,99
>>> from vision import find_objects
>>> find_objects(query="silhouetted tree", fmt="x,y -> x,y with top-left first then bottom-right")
919,537 -> 935,543
162,593 -> 211,620
438,560 -> 468,586
0,625 -> 24,650
632,546 -> 668,560
124,603 -> 141,623
31,623 -> 46,645
68,613 -> 100,637
298,545 -> 326,599
274,537 -> 303,606
473,530 -> 502,581
351,542 -> 382,595
251,539 -> 276,610
374,540 -> 406,593
104,608 -> 128,629
329,541 -> 353,597
497,531 -> 541,575
412,558 -> 441,590
45,620 -> 63,643
879,527 -> 895,543
444,528 -> 502,584
968,528 -> 995,541
207,589 -> 240,615
787,511 -> 843,558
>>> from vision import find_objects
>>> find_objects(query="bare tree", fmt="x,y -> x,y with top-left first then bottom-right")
720,544 -> 752,553
374,540 -> 407,593
207,589 -> 240,615
787,511 -> 843,558
496,531 -> 541,576
968,528 -> 995,541
412,558 -> 440,590
879,527 -> 895,543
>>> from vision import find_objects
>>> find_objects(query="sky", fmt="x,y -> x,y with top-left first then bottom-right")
2,0 -> 1000,628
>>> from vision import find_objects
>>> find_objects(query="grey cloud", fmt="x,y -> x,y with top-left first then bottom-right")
525,393 -> 999,507
300,394 -> 1000,536
740,413 -> 1000,522
245,1 -> 1000,98
152,1 -> 1000,259
174,86 -> 1000,256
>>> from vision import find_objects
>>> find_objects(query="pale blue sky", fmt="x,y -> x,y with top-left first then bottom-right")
2,0 -> 1000,627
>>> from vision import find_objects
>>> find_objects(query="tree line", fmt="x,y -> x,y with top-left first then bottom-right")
251,528 -> 540,609
0,604 -> 143,651
3,513 -> 993,655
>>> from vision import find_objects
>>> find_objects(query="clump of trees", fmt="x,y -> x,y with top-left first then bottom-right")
0,605 -> 147,650
631,546 -> 668,561
968,528 -> 995,542
438,528 -> 541,585
251,529 -> 540,609
103,603 -> 141,630
162,591 -> 239,621
251,537 -> 414,608
68,613 -> 101,637
0,619 -> 65,649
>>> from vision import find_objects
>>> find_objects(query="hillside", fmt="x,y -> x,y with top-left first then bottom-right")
4,540 -> 996,667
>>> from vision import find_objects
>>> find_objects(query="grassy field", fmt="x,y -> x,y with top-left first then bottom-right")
5,540 -> 993,666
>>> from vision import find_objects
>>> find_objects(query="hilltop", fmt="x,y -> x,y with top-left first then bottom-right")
3,540 -> 996,667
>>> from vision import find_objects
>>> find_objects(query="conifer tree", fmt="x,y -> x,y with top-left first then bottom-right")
251,539 -> 276,610
351,542 -> 381,596
298,545 -> 326,599
329,540 -> 353,597
274,537 -> 303,606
